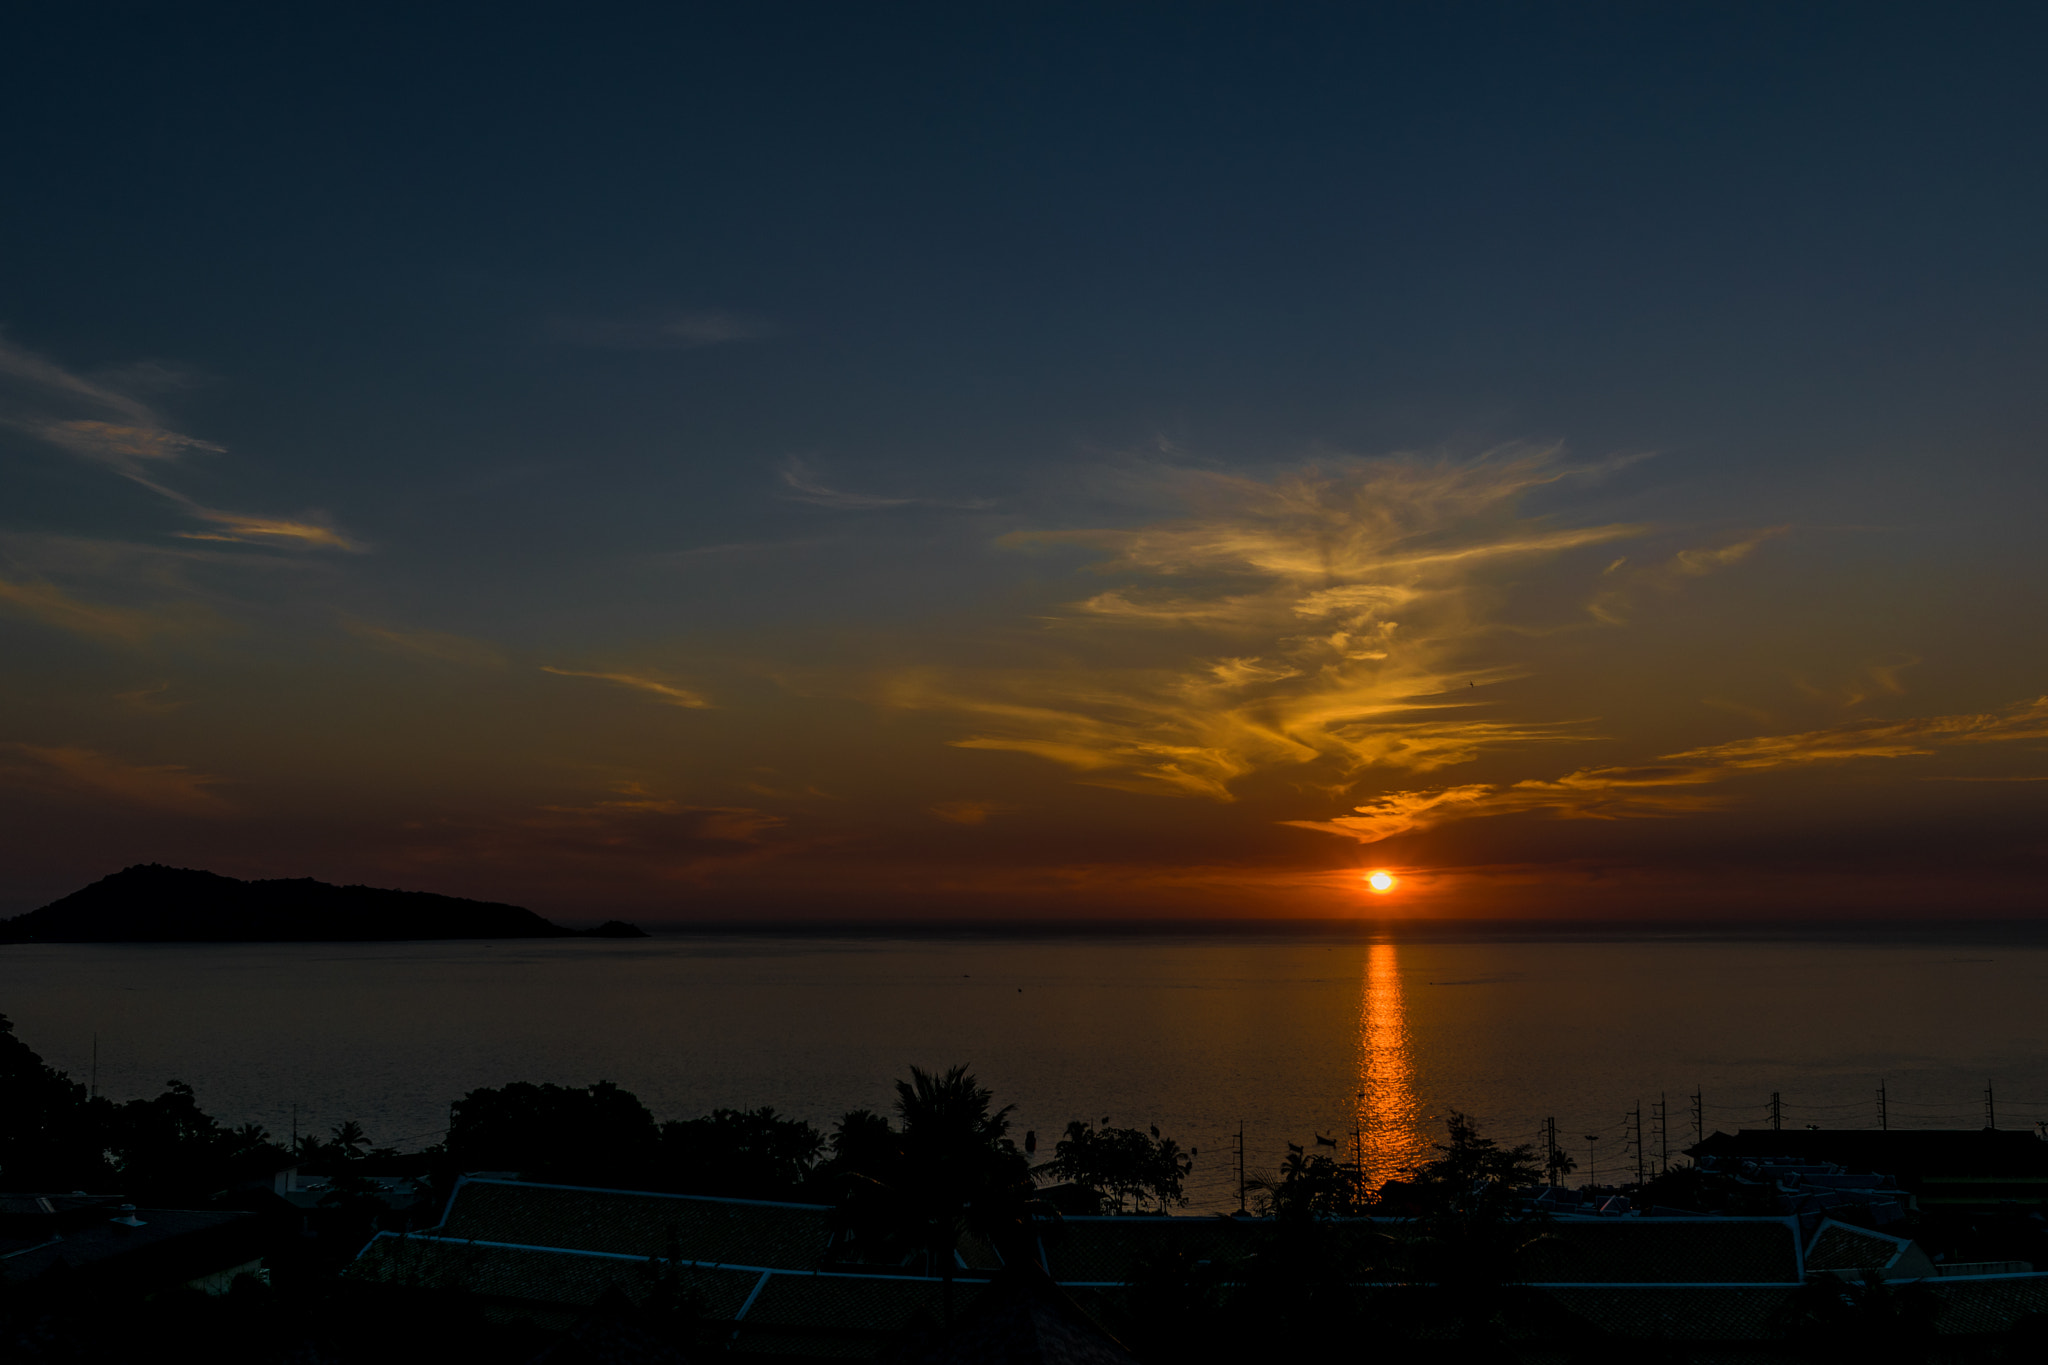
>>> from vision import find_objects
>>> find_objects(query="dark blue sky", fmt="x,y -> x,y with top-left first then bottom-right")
3,4 -> 2046,917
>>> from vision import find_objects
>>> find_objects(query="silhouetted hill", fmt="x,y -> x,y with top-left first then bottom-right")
0,865 -> 650,943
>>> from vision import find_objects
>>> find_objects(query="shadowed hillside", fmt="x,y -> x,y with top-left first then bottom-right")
0,865 -> 648,943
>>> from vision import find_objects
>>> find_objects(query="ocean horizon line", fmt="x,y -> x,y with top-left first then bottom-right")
614,915 -> 2048,946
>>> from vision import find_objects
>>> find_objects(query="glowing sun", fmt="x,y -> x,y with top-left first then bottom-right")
1366,870 -> 1397,893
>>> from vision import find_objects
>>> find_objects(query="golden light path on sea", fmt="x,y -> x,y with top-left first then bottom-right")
1356,939 -> 1428,1186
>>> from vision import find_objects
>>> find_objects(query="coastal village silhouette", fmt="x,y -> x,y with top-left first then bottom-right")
6,867 -> 2048,1361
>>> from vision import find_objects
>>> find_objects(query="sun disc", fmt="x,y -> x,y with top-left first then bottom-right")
1366,870 -> 1396,893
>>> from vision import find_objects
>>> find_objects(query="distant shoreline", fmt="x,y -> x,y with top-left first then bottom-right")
0,864 -> 647,945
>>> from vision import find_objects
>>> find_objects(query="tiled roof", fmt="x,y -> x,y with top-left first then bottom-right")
439,1179 -> 834,1269
742,1271 -> 970,1338
890,1269 -> 1137,1365
348,1234 -> 763,1318
1540,1285 -> 1795,1340
1804,1220 -> 1909,1272
0,1208 -> 258,1285
1519,1219 -> 1803,1284
1038,1217 -> 1254,1283
353,1233 -> 1013,1356
1920,1274 -> 2048,1335
351,1205 -> 2048,1352
1043,1215 -> 1802,1287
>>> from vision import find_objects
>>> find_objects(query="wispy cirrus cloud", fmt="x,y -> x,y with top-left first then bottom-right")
516,783 -> 785,873
928,799 -> 1020,825
1666,695 -> 2048,768
886,448 -> 1638,800
344,618 -> 507,668
33,419 -> 224,467
778,457 -> 993,511
1791,656 -> 1920,710
0,330 -> 358,551
0,743 -> 231,814
1286,765 -> 1724,843
541,665 -> 713,709
537,785 -> 781,839
1587,526 -> 1786,625
113,682 -> 185,714
1292,694 -> 2048,846
0,574 -> 208,644
178,509 -> 356,550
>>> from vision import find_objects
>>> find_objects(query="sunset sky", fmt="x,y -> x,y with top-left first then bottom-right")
4,6 -> 2046,920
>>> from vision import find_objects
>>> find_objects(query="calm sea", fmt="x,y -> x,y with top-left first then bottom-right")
5,927 -> 2047,1211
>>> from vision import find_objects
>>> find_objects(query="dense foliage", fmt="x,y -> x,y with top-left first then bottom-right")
443,1079 -> 662,1184
660,1105 -> 825,1198
829,1064 -> 1038,1289
441,1081 -> 828,1198
0,1013 -> 284,1201
1042,1119 -> 1194,1213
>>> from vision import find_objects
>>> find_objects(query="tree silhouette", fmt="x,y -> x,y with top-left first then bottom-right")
1253,1149 -> 1366,1219
821,1108 -> 898,1183
659,1106 -> 824,1199
0,1012 -> 111,1189
832,1065 -> 1032,1321
1381,1111 -> 1562,1348
331,1119 -> 370,1159
1040,1119 -> 1193,1213
444,1080 -> 660,1185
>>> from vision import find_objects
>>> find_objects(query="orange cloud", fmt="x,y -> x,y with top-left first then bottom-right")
113,682 -> 185,714
534,784 -> 781,838
1287,765 -> 1723,843
1588,527 -> 1784,624
1666,695 -> 2048,768
928,800 -> 1018,825
541,666 -> 714,709
0,575 -> 199,644
1,334 -> 358,552
34,419 -> 224,465
345,618 -> 506,667
1288,693 -> 2048,849
1,743 -> 231,814
889,450 -> 1632,799
178,508 -> 359,550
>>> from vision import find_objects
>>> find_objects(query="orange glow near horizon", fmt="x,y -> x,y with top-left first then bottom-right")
1366,870 -> 1397,893
1355,940 -> 1425,1188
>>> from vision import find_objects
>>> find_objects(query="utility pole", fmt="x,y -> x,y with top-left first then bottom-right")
1878,1080 -> 1888,1131
1585,1133 -> 1601,1188
1690,1089 -> 1704,1146
1625,1103 -> 1644,1185
1544,1116 -> 1560,1186
1234,1122 -> 1246,1214
1654,1094 -> 1669,1175
1770,1092 -> 1782,1132
1985,1082 -> 1997,1131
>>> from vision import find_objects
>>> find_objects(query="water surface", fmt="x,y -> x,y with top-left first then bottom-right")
4,929 -> 2045,1210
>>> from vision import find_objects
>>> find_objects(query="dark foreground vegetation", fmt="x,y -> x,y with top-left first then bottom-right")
5,1012 -> 2047,1363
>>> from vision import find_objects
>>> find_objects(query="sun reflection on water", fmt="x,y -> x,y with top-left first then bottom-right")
1355,939 -> 1429,1186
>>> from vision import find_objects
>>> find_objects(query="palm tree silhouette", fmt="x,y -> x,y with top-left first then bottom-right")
331,1119 -> 369,1159
877,1065 -> 1032,1322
